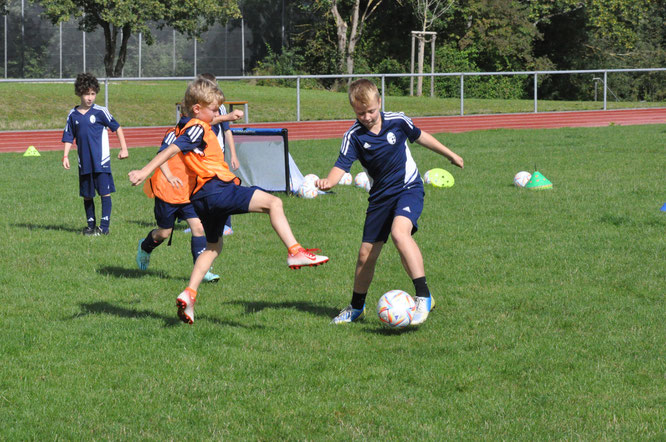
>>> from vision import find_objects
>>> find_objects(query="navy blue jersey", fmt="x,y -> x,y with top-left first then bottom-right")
62,104 -> 121,175
211,105 -> 231,151
335,112 -> 423,202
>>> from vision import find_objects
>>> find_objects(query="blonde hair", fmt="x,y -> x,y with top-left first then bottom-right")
182,77 -> 224,117
348,79 -> 380,107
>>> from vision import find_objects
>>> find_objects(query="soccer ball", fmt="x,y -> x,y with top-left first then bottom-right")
377,290 -> 416,328
297,181 -> 318,199
423,170 -> 432,185
303,174 -> 319,186
338,172 -> 353,185
354,172 -> 371,192
513,171 -> 532,187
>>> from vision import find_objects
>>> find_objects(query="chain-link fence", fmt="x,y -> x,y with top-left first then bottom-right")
2,1 -> 248,78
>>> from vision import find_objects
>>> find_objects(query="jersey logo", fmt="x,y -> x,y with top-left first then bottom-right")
363,142 -> 371,149
90,115 -> 96,124
402,206 -> 411,213
387,132 -> 396,145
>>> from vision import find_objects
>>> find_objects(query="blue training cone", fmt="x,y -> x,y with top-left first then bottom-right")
661,203 -> 666,212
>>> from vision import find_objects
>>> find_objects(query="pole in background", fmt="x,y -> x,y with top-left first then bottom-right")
82,29 -> 86,72
241,17 -> 245,75
59,22 -> 62,78
193,38 -> 197,75
172,30 -> 176,75
138,32 -> 142,77
4,15 -> 7,78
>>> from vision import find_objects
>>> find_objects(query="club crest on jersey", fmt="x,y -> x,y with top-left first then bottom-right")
89,115 -> 96,124
387,132 -> 396,145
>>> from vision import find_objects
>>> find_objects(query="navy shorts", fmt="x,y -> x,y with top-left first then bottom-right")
192,183 -> 259,243
154,197 -> 199,229
79,172 -> 115,198
362,186 -> 424,243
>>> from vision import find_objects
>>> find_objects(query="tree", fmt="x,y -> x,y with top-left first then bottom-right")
407,0 -> 455,95
327,0 -> 384,76
37,0 -> 241,77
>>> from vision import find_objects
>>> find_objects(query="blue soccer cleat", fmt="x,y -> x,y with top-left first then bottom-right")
203,269 -> 220,283
136,239 -> 151,271
331,304 -> 366,324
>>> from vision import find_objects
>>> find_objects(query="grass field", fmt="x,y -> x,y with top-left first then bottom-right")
0,124 -> 664,439
1,80 -> 664,131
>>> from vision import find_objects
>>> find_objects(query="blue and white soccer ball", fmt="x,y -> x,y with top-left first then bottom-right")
377,290 -> 416,328
338,172 -> 353,185
297,181 -> 318,199
513,171 -> 532,187
354,172 -> 371,192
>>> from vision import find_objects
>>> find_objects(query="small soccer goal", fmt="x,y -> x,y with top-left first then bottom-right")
228,128 -> 305,193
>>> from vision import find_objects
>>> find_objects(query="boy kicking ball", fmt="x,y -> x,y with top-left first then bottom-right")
129,77 -> 328,324
316,79 -> 463,326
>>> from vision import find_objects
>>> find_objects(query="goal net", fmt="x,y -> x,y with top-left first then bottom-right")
226,128 -> 304,193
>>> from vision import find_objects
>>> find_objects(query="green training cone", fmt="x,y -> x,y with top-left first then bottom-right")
23,145 -> 41,157
525,171 -> 552,190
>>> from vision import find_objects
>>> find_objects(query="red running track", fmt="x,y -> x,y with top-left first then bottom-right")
1,108 -> 664,153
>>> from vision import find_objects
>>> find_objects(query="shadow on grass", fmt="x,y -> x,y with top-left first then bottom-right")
365,325 -> 419,336
127,219 -> 192,230
74,301 -> 263,329
97,265 -> 186,281
225,300 -> 339,318
13,222 -> 82,233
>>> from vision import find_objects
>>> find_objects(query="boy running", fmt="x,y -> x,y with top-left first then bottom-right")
128,77 -> 328,324
316,79 -> 464,326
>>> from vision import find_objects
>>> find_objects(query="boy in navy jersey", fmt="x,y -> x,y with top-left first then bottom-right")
316,79 -> 464,326
128,78 -> 328,324
62,73 -> 129,235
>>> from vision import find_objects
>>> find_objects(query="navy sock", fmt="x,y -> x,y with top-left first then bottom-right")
100,196 -> 112,232
191,235 -> 207,264
225,216 -> 232,228
84,199 -> 95,228
141,230 -> 162,253
412,276 -> 430,298
351,291 -> 367,310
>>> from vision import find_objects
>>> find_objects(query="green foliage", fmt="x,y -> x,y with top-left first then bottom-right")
0,124 -> 665,438
375,58 -> 410,96
434,43 -> 527,99
37,0 -> 241,76
251,44 -> 308,88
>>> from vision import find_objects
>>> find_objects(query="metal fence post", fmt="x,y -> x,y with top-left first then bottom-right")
296,76 -> 301,122
381,75 -> 385,112
603,71 -> 607,110
534,72 -> 538,113
460,74 -> 464,116
104,78 -> 109,108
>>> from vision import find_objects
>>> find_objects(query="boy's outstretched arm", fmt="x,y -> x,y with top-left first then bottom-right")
210,109 -> 244,125
115,126 -> 129,159
416,131 -> 464,169
128,144 -> 181,186
316,166 -> 345,191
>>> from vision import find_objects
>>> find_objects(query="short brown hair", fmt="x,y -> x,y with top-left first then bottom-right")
182,78 -> 224,117
74,72 -> 99,96
348,79 -> 380,107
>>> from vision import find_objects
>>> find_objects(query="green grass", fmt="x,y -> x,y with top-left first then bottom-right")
0,124 -> 664,439
1,80 -> 663,131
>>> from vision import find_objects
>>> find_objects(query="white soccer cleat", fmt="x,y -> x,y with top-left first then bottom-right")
331,304 -> 366,324
410,295 -> 436,326
176,290 -> 196,325
287,247 -> 329,269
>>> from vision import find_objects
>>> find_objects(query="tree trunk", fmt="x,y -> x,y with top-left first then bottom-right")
113,25 -> 132,77
416,36 -> 425,96
101,22 -> 117,77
